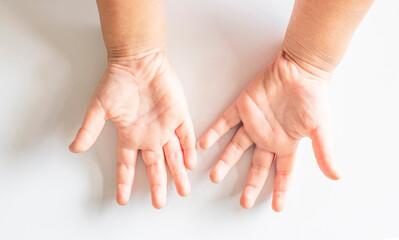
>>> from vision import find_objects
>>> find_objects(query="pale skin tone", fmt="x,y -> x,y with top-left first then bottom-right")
200,0 -> 374,211
70,0 -> 374,210
70,0 -> 196,208
200,53 -> 337,211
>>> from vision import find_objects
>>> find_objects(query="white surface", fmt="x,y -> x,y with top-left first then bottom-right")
1,0 -> 398,239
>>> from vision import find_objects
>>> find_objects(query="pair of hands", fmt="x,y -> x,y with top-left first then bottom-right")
69,48 -> 340,211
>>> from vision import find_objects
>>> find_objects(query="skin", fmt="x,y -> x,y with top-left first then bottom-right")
200,52 -> 337,211
69,0 -> 196,208
70,0 -> 374,211
200,0 -> 374,211
283,0 -> 375,77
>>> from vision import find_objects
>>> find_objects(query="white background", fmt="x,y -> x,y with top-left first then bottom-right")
1,0 -> 398,239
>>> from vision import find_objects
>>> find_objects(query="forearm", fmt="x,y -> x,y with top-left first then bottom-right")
96,0 -> 166,60
282,0 -> 374,77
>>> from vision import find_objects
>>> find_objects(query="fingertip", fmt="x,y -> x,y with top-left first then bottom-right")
116,198 -> 128,206
272,202 -> 284,212
209,173 -> 218,184
240,185 -> 259,209
240,195 -> 255,209
330,163 -> 341,180
175,174 -> 191,197
69,142 -> 77,153
69,128 -> 95,153
272,191 -> 286,212
152,197 -> 166,209
116,183 -> 131,206
199,138 -> 209,149
184,150 -> 197,170
318,157 -> 341,181
209,160 -> 230,183
178,183 -> 191,197
311,126 -> 341,181
272,205 -> 284,212
151,185 -> 167,209
327,170 -> 341,181
152,202 -> 165,209
186,160 -> 197,171
199,130 -> 219,149
209,169 -> 221,184
324,162 -> 341,180
69,141 -> 84,153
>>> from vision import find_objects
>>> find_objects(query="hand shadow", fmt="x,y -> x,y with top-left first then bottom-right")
4,0 -> 288,213
1,0 -> 151,212
166,0 -> 284,210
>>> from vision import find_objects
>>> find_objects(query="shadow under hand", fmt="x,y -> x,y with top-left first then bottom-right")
166,0 -> 283,209
1,0 -> 148,211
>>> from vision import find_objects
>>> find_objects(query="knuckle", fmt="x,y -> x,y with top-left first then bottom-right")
274,170 -> 292,192
165,151 -> 181,161
79,127 -> 94,141
175,126 -> 187,138
274,170 -> 292,178
117,161 -> 132,172
150,183 -> 163,193
221,114 -> 231,131
273,189 -> 286,196
145,159 -> 160,168
180,136 -> 196,148
246,183 -> 261,192
251,162 -> 269,173
172,171 -> 186,181
219,158 -> 231,168
231,138 -> 245,151
116,181 -> 129,188
143,150 -> 163,166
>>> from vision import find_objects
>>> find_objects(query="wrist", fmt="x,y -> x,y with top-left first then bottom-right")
106,42 -> 167,62
277,50 -> 333,85
282,33 -> 337,80
106,47 -> 168,79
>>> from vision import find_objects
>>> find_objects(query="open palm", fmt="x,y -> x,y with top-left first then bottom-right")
200,52 -> 340,211
70,50 -> 196,208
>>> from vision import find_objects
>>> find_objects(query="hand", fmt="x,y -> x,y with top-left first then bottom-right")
199,52 -> 340,211
69,49 -> 197,208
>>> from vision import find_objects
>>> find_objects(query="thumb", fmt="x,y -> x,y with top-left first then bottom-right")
69,96 -> 106,153
311,125 -> 340,180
